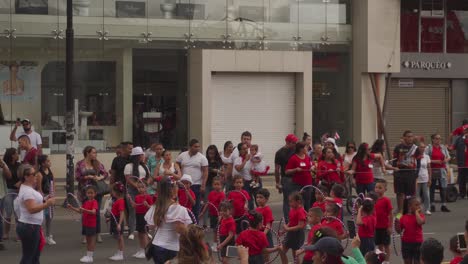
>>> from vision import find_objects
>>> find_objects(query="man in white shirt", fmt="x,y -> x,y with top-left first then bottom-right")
10,119 -> 42,156
230,131 -> 253,163
176,139 -> 208,221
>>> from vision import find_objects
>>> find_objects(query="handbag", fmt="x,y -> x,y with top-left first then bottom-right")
145,227 -> 158,260
96,180 -> 110,196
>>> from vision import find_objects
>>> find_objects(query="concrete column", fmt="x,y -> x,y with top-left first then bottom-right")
122,48 -> 133,141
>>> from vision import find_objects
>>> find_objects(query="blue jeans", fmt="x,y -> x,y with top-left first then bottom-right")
356,182 -> 375,195
151,245 -> 177,264
126,187 -> 138,234
17,222 -> 41,264
416,182 -> 430,211
281,177 -> 293,223
191,184 -> 202,222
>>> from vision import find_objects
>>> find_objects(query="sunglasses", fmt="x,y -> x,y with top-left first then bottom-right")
347,146 -> 355,149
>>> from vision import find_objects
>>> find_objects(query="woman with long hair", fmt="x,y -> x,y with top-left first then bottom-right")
342,141 -> 356,170
206,145 -> 224,192
154,150 -> 182,180
426,133 -> 451,213
75,146 -> 109,243
303,132 -> 313,157
318,147 -> 344,188
220,141 -> 234,190
1,148 -> 19,240
167,224 -> 211,264
37,155 -> 56,245
348,143 -> 384,195
285,141 -> 313,210
145,176 -> 192,264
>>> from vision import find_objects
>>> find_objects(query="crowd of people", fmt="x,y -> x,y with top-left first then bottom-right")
0,118 -> 468,264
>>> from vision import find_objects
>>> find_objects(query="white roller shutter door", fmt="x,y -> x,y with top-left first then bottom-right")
211,72 -> 296,165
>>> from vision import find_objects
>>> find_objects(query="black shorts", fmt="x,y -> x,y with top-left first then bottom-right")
219,235 -> 235,257
402,242 -> 421,260
209,215 -> 218,229
375,228 -> 391,246
235,216 -> 247,234
136,213 -> 147,233
110,217 -> 123,237
82,226 -> 97,237
394,171 -> 417,195
283,229 -> 305,250
248,254 -> 265,264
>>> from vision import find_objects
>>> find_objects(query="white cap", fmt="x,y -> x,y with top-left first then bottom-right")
180,174 -> 193,184
130,146 -> 145,156
325,138 -> 337,148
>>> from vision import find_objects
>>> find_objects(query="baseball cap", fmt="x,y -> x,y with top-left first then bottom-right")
21,119 -> 31,124
304,237 -> 344,256
130,147 -> 145,156
180,174 -> 193,184
285,134 -> 298,143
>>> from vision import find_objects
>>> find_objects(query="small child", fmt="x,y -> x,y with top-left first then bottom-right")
357,198 -> 377,255
374,179 -> 393,264
301,207 -> 323,264
249,145 -> 270,189
217,201 -> 236,264
395,197 -> 426,264
321,203 -> 346,240
255,188 -> 274,248
37,154 -> 56,245
325,184 -> 345,220
227,175 -> 251,234
283,192 -> 307,261
200,177 -> 226,245
312,185 -> 329,213
178,174 -> 196,211
67,186 -> 98,263
108,182 -> 126,261
449,235 -> 464,264
128,181 -> 154,259
236,210 -> 285,264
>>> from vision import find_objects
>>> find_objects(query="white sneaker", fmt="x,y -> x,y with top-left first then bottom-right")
425,210 -> 432,215
96,234 -> 103,243
80,255 -> 93,263
211,245 -> 218,253
109,252 -> 124,261
46,236 -> 57,245
133,250 -> 145,259
81,237 -> 86,244
128,234 -> 135,240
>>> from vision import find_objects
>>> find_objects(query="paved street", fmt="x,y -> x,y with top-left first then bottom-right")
1,176 -> 467,263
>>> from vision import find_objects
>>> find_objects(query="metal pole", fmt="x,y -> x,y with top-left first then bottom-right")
65,0 -> 75,196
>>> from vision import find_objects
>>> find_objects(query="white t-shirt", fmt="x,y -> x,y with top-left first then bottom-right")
176,151 -> 208,185
418,154 -> 431,183
144,204 -> 192,251
18,184 -> 44,225
17,131 -> 42,149
220,151 -> 233,164
234,157 -> 253,181
124,163 -> 148,179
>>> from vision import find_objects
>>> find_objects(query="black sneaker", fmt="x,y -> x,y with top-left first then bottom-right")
441,205 -> 450,212
430,205 -> 436,212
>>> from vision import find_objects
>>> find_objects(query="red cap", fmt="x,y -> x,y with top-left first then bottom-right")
285,134 -> 298,143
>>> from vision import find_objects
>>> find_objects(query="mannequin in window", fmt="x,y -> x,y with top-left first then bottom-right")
3,63 -> 24,96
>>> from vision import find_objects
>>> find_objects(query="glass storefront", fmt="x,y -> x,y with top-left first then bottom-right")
0,0 -> 351,153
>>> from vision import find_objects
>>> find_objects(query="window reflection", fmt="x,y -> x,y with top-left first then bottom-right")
447,0 -> 468,53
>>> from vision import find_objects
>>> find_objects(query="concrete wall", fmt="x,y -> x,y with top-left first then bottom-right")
188,49 -> 313,150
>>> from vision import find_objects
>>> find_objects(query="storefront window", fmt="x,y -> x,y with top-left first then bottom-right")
447,0 -> 468,53
401,0 -> 420,52
421,0 -> 444,52
313,52 -> 351,144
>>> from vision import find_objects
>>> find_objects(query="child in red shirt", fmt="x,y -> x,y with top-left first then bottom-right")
312,185 -> 329,213
396,197 -> 426,264
227,175 -> 251,234
321,203 -> 346,240
68,186 -> 98,263
298,207 -> 323,264
357,198 -> 377,255
108,183 -> 126,261
217,201 -> 236,264
255,188 -> 274,248
325,184 -> 345,220
374,179 -> 393,263
236,210 -> 285,264
449,235 -> 464,264
283,192 -> 307,261
200,177 -> 225,245
128,181 -> 154,259
178,174 -> 196,210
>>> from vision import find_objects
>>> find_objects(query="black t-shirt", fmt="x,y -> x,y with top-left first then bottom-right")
40,169 -> 54,195
5,162 -> 20,190
392,143 -> 420,168
275,147 -> 294,178
111,156 -> 130,184
207,159 -> 223,186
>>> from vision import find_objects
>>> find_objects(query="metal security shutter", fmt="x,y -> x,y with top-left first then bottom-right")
211,72 -> 296,165
385,79 -> 450,148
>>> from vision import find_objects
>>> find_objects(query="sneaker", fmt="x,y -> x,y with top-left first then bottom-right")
430,205 -> 436,212
109,253 -> 124,261
425,210 -> 432,215
211,245 -> 218,253
305,224 -> 311,230
96,234 -> 103,243
80,255 -> 93,263
133,250 -> 145,259
46,236 -> 57,245
441,205 -> 450,212
81,237 -> 86,244
128,234 -> 135,240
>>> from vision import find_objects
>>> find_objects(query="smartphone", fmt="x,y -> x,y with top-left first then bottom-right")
458,232 -> 467,251
226,245 -> 238,258
347,220 -> 356,239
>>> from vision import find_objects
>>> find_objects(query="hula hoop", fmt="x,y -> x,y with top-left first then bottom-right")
49,180 -> 55,219
0,192 -> 18,224
299,185 -> 325,197
226,190 -> 249,222
351,193 -> 366,229
125,176 -> 148,207
322,215 -> 350,249
265,217 -> 285,264
200,201 -> 223,262
186,208 -> 198,225
392,218 -> 399,256
65,192 -> 83,221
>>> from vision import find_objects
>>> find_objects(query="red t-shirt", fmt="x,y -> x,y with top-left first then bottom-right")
358,215 -> 376,238
178,188 -> 196,210
288,206 -> 307,227
400,213 -> 425,243
285,154 -> 312,186
465,138 -> 468,166
22,147 -> 38,166
431,146 -> 446,169
135,194 -> 154,214
312,201 -> 326,213
453,124 -> 468,136
303,224 -> 322,261
82,199 -> 98,227
317,160 -> 344,184
327,198 -> 343,220
256,206 -> 274,231
321,218 -> 344,236
219,217 -> 236,236
352,153 -> 375,184
111,198 -> 125,217
375,196 -> 393,229
207,190 -> 225,216
450,256 -> 464,264
227,190 -> 250,217
236,229 -> 269,256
